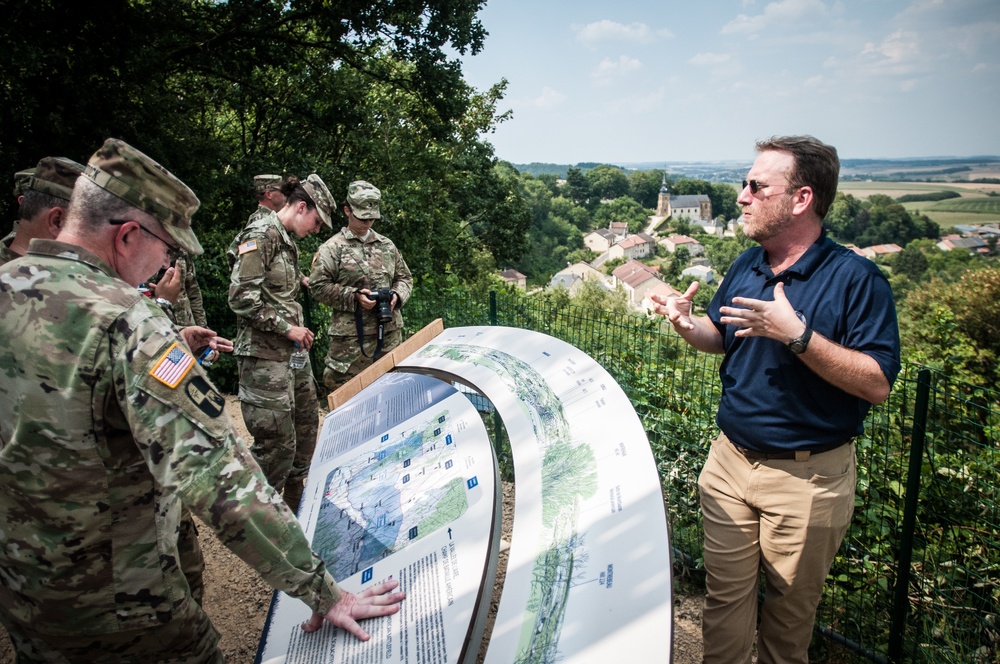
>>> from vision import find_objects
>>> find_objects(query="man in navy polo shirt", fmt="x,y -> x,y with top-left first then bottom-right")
652,135 -> 900,664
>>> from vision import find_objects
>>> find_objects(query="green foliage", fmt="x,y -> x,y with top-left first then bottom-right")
896,191 -> 962,203
825,192 -> 940,247
898,265 -> 1000,385
628,170 -> 665,209
584,164 -> 630,202
592,196 -> 651,234
2,0 -> 526,291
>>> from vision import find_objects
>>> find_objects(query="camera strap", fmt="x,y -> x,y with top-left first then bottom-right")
354,305 -> 386,361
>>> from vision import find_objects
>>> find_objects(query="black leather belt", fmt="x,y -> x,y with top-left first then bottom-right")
732,439 -> 849,461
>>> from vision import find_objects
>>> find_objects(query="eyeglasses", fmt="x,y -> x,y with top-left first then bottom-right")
109,219 -> 182,262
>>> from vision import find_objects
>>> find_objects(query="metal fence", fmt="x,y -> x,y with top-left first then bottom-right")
205,286 -> 999,663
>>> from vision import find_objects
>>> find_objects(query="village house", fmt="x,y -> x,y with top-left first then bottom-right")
607,233 -> 657,261
548,261 -> 609,296
859,243 -> 903,259
611,260 -> 665,309
659,234 -> 704,257
936,234 -> 989,254
500,268 -> 527,290
681,264 -> 715,283
584,228 -> 618,253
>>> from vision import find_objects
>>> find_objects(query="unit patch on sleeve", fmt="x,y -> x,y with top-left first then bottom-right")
238,240 -> 258,255
186,375 -> 225,418
150,342 -> 196,388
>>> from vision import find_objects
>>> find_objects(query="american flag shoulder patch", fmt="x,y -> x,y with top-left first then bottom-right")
150,342 -> 195,388
238,240 -> 258,255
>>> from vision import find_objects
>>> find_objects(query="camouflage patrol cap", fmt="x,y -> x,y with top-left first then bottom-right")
28,157 -> 85,201
84,138 -> 203,255
346,180 -> 381,220
13,168 -> 34,197
254,174 -> 283,194
300,173 -> 335,229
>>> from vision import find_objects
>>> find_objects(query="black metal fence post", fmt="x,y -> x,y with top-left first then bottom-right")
888,368 -> 931,663
489,290 -> 497,326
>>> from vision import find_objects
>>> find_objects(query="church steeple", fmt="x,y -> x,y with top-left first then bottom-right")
656,167 -> 671,217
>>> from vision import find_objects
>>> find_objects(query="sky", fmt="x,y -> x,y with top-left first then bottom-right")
456,0 -> 1000,164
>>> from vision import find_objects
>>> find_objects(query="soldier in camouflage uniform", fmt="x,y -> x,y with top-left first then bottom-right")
254,173 -> 289,214
0,139 -> 404,663
1,157 -> 84,266
311,180 -> 413,392
228,174 -> 334,512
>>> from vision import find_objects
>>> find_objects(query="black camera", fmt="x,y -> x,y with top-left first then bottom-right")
372,287 -> 394,323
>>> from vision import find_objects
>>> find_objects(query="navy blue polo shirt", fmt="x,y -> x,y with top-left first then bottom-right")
708,233 -> 901,452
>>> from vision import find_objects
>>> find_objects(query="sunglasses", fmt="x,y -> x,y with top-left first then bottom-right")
742,180 -> 779,194
109,219 -> 183,262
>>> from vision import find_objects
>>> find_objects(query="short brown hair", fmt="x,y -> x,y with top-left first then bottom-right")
756,135 -> 840,218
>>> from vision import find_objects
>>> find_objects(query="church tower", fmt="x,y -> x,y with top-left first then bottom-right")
655,169 -> 671,217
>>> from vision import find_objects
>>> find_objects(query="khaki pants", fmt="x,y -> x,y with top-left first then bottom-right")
699,433 -> 856,664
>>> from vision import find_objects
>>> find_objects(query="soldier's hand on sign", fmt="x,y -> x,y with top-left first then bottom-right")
301,579 -> 406,640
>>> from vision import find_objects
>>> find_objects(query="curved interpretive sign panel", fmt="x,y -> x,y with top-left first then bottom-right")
256,371 -> 501,664
397,326 -> 673,664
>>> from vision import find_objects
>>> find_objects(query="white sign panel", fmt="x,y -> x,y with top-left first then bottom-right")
257,372 -> 500,664
397,326 -> 673,664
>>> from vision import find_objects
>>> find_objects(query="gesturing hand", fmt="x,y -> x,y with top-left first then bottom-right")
301,579 -> 406,641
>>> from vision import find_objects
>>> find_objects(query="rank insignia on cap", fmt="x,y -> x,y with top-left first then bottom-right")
238,240 -> 258,255
150,342 -> 195,388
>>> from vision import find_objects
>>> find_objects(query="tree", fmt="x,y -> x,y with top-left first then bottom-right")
898,266 -> 1000,385
593,197 -> 650,234
585,165 -> 629,202
564,167 -> 590,207
2,1 -> 530,297
893,243 -> 929,282
629,170 -> 665,209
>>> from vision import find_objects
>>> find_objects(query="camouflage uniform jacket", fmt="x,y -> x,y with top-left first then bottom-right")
172,252 -> 208,328
227,209 -> 304,360
0,229 -> 17,267
0,240 -> 341,637
310,226 -> 413,337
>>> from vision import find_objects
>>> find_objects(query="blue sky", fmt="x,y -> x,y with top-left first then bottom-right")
457,0 -> 1000,164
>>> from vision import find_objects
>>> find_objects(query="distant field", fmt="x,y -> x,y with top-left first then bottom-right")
837,181 -> 1000,226
927,198 -> 1000,214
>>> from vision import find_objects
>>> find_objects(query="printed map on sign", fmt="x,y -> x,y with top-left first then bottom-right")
312,408 -> 469,581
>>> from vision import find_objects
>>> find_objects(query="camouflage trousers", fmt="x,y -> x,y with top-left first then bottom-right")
1,595 -> 223,663
236,355 -> 319,495
322,328 -> 402,392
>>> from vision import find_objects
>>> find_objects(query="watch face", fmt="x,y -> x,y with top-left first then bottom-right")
789,327 -> 812,354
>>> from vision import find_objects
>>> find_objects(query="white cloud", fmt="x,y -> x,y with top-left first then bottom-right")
518,87 -> 566,109
722,0 -> 829,34
573,20 -> 672,48
860,30 -> 921,75
592,56 -> 643,84
899,79 -> 918,92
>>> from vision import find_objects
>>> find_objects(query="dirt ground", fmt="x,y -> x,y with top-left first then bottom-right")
0,395 -> 703,663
